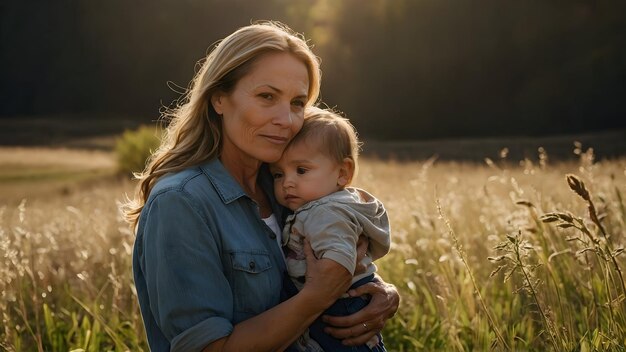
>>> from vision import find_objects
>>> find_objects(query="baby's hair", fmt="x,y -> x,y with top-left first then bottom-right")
288,106 -> 362,182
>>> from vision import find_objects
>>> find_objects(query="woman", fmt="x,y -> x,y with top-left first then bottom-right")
124,21 -> 399,352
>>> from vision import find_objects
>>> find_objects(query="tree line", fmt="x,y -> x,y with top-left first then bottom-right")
1,0 -> 624,139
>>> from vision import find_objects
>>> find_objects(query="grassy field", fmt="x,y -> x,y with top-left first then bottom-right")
1,146 -> 625,351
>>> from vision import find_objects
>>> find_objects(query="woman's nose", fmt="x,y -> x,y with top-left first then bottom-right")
272,103 -> 292,126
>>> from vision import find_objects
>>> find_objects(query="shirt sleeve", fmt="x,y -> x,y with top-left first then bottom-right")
139,189 -> 233,351
298,206 -> 361,275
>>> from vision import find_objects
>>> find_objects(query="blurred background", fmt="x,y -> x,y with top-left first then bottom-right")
2,0 -> 625,160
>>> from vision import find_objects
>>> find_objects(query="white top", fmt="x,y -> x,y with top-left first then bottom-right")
262,214 -> 283,252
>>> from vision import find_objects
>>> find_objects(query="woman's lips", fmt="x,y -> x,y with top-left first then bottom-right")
262,134 -> 289,144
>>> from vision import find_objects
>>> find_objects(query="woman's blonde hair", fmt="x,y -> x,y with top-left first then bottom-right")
288,106 -> 361,184
123,21 -> 321,227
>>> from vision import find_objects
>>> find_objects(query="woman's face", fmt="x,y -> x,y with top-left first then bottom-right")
212,52 -> 310,165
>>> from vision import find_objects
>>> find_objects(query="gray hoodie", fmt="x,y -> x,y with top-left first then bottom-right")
282,187 -> 391,289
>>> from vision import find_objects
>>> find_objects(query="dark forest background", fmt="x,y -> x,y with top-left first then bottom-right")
1,0 -> 625,145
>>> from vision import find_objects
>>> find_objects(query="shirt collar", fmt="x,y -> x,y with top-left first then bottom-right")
200,158 -> 247,204
199,159 -> 284,217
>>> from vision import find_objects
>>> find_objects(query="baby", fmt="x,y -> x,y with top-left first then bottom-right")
270,106 -> 391,352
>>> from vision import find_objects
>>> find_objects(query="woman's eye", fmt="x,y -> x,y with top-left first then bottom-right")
259,93 -> 274,101
296,167 -> 307,175
291,99 -> 305,108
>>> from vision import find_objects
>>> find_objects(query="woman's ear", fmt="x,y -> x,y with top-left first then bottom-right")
337,158 -> 355,187
210,91 -> 225,116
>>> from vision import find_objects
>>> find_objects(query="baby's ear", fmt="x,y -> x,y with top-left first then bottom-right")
338,158 -> 355,187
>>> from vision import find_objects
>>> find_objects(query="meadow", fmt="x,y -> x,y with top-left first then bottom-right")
1,145 -> 625,351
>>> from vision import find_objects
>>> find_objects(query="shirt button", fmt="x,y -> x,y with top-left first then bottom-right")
269,233 -> 276,240
249,261 -> 256,269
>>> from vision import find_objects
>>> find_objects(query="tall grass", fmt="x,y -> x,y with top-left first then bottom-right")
1,147 -> 625,351
366,148 -> 626,351
0,181 -> 144,351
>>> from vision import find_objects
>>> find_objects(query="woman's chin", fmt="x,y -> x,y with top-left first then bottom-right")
258,150 -> 285,164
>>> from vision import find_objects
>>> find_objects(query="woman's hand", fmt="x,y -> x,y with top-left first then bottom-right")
300,240 -> 352,311
321,278 -> 400,346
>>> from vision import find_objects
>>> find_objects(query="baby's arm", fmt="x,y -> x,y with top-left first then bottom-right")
296,205 -> 361,275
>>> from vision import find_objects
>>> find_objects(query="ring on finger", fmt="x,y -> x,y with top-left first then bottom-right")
363,322 -> 368,331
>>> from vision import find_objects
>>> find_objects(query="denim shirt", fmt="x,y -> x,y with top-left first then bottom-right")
133,159 -> 289,352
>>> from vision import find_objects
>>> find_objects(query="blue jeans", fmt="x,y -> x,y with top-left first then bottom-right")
283,273 -> 386,352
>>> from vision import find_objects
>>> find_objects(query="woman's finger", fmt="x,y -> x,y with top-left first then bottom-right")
322,284 -> 386,329
322,279 -> 396,343
323,307 -> 370,329
341,330 -> 379,347
323,318 -> 385,346
323,316 -> 385,338
342,330 -> 381,347
347,281 -> 384,298
348,280 -> 399,319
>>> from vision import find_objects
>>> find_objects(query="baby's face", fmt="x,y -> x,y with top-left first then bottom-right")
270,141 -> 344,211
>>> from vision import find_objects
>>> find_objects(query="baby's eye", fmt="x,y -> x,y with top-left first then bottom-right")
296,167 -> 307,175
272,172 -> 283,179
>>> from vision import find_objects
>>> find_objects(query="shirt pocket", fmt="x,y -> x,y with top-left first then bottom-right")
229,250 -> 274,317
